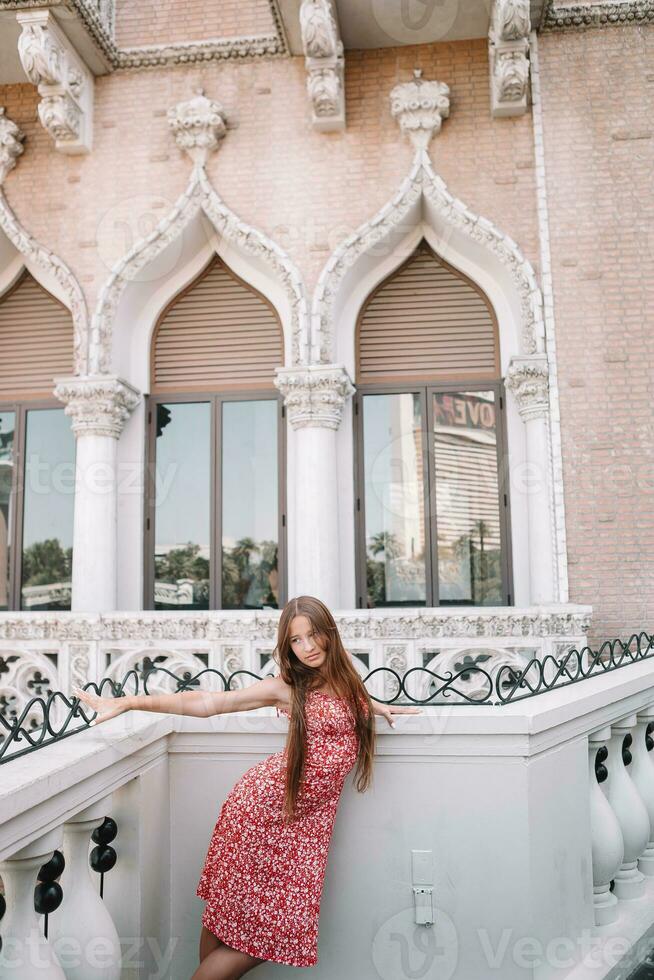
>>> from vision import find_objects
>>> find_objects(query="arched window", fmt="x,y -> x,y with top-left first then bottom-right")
0,270 -> 75,611
354,240 -> 513,608
145,255 -> 286,611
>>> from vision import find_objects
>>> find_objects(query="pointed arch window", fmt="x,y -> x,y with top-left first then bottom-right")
353,241 -> 513,608
0,270 -> 76,611
144,256 -> 287,610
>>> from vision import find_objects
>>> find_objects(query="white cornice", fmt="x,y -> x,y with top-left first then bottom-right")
0,0 -> 290,71
541,0 -> 654,29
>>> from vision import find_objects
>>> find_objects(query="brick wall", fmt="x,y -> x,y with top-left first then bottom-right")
114,0 -> 277,47
0,39 -> 538,313
538,26 -> 654,643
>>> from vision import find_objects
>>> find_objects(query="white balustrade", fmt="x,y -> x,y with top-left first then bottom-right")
47,796 -> 121,980
632,704 -> 654,876
606,713 -> 650,900
588,727 -> 624,925
0,828 -> 66,979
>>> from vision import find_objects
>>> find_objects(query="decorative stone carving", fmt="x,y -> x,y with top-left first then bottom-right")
505,354 -> 550,421
68,644 -> 91,690
488,0 -> 531,117
390,69 -> 450,149
167,91 -> 227,166
53,375 -> 141,438
105,647 -> 209,693
92,164 -> 308,373
300,0 -> 345,132
0,109 -> 89,373
312,151 -> 544,363
0,648 -> 59,727
300,0 -> 338,57
273,364 -> 355,429
16,9 -> 94,153
0,107 -> 24,183
384,645 -> 408,700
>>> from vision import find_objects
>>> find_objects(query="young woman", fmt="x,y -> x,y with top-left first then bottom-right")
72,595 -> 421,979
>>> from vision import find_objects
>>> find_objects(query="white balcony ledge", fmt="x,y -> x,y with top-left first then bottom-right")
2,658 -> 654,977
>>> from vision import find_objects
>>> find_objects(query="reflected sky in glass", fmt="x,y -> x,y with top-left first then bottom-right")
21,408 -> 75,610
222,400 -> 278,609
363,392 -> 426,605
22,409 -> 75,549
0,411 -> 15,610
155,402 -> 210,552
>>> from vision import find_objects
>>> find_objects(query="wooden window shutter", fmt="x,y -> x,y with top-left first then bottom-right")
151,256 -> 283,392
0,270 -> 74,399
356,241 -> 499,383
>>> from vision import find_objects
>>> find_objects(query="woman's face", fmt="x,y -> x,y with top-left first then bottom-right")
289,614 -> 327,669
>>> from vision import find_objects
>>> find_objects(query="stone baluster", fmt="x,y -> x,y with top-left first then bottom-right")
0,828 -> 66,978
606,713 -> 650,899
631,705 -> 654,875
47,797 -> 121,980
588,728 -> 623,925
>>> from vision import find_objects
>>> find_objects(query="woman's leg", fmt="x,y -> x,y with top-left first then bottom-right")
199,925 -> 225,962
191,942 -> 265,979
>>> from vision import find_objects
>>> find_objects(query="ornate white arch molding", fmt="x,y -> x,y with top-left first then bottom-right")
0,108 -> 89,373
91,96 -> 309,378
311,161 -> 544,365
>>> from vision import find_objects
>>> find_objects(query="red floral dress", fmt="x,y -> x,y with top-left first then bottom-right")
196,690 -> 362,967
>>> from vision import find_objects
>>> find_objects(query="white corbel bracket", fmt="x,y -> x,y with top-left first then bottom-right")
300,0 -> 345,132
488,0 -> 531,118
17,9 -> 94,154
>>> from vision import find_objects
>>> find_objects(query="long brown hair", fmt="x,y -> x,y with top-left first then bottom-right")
272,595 -> 376,823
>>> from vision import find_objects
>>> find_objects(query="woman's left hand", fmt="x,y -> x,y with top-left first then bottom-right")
373,703 -> 423,729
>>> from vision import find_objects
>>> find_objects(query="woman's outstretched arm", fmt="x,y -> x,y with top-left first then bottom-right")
71,676 -> 285,726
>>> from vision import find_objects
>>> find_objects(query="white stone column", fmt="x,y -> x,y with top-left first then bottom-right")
0,827 -> 66,979
606,713 -> 650,899
54,376 -> 140,613
506,354 -> 555,604
274,364 -> 354,608
47,797 -> 121,980
588,728 -> 623,925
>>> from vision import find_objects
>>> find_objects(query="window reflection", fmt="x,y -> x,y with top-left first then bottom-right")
221,400 -> 278,610
0,411 -> 15,610
433,390 -> 502,605
363,393 -> 427,607
154,402 -> 210,609
21,408 -> 75,610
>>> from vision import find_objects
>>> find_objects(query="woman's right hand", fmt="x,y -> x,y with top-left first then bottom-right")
71,685 -> 129,727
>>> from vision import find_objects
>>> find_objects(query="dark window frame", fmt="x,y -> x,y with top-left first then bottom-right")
143,388 -> 287,611
0,398 -> 74,611
353,378 -> 514,609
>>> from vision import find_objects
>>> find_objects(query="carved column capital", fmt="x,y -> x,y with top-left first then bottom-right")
167,90 -> 227,165
274,364 -> 354,429
53,375 -> 141,438
390,70 -> 450,149
489,0 -> 531,117
16,9 -> 94,153
300,0 -> 345,132
505,355 -> 549,421
0,108 -> 25,184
